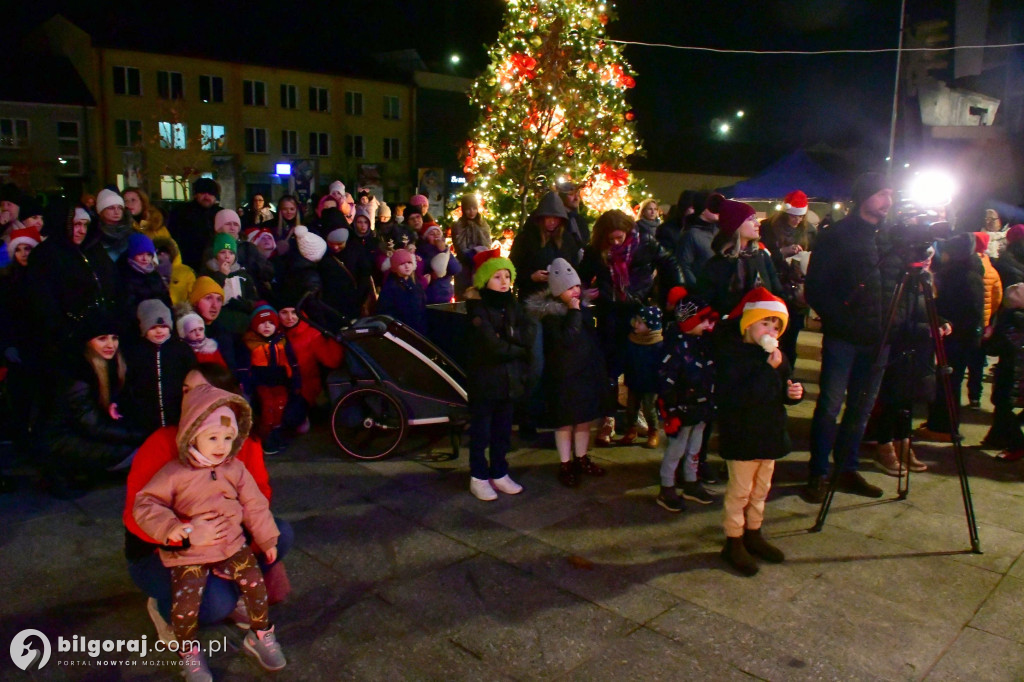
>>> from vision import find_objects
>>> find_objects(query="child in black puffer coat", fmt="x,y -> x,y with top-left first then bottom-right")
121,232 -> 172,318
716,288 -> 803,577
525,258 -> 607,488
982,283 -> 1024,459
656,287 -> 718,512
463,250 -> 535,501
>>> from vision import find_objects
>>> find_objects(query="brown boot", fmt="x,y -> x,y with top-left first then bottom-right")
900,438 -> 928,472
617,427 -> 639,445
643,431 -> 660,449
874,442 -> 902,477
595,417 -> 615,447
721,537 -> 758,576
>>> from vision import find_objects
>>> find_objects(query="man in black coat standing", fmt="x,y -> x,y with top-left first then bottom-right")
803,172 -> 900,503
168,177 -> 221,269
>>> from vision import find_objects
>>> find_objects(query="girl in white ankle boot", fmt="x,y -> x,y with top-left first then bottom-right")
464,250 -> 536,500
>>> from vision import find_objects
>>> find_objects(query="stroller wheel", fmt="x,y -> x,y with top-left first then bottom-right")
331,388 -> 406,460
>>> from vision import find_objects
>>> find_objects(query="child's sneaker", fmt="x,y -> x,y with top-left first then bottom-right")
681,481 -> 714,505
243,625 -> 287,671
490,475 -> 523,495
179,645 -> 213,682
470,477 -> 498,501
145,598 -> 175,647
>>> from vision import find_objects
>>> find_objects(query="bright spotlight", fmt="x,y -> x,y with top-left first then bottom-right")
906,169 -> 957,208
736,110 -> 744,118
719,123 -> 730,134
450,54 -> 461,64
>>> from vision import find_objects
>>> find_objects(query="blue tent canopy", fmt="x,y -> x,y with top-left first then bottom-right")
717,150 -> 850,200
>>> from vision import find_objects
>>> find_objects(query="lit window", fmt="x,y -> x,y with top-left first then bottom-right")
200,124 -> 226,151
158,122 -> 187,150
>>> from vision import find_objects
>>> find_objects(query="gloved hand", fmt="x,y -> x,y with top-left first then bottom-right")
664,416 -> 682,437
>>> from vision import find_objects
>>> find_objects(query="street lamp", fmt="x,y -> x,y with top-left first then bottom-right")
736,110 -> 744,118
719,123 -> 731,135
450,54 -> 461,65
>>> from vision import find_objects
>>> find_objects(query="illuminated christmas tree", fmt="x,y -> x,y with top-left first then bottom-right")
461,0 -> 647,234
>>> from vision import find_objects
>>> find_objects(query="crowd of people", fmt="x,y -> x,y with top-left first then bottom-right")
1,170 -> 1022,677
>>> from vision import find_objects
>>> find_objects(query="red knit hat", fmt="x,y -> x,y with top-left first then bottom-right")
729,287 -> 789,335
716,199 -> 757,238
1007,224 -> 1024,244
783,190 -> 808,216
668,286 -> 716,332
249,302 -> 280,334
974,231 -> 991,254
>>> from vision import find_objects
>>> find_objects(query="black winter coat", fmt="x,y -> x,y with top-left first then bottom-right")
320,251 -> 373,322
698,246 -> 784,316
805,214 -> 904,347
27,235 -> 125,348
122,337 -> 197,433
120,262 -> 172,319
934,250 -> 985,344
657,326 -> 716,427
42,358 -> 148,472
578,232 -> 683,310
984,308 -> 1024,407
168,201 -> 219,269
509,227 -> 586,300
464,288 -> 535,402
715,336 -> 800,460
994,241 -> 1024,289
525,293 -> 605,427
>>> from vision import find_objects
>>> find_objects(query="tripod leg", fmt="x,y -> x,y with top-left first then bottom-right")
895,437 -> 909,499
921,283 -> 982,553
813,273 -> 910,532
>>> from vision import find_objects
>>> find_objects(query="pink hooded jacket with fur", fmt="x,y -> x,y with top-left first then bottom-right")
132,384 -> 279,567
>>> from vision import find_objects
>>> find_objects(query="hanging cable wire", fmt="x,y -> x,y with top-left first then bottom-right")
607,39 -> 1024,55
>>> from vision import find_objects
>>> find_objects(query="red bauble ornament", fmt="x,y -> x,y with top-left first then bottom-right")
599,14 -> 609,25
529,4 -> 538,12
587,61 -> 598,71
624,110 -> 636,121
623,76 -> 636,88
573,128 -> 585,138
611,125 -> 620,133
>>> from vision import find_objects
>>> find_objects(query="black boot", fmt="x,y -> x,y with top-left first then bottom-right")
720,537 -> 759,576
656,485 -> 684,512
558,461 -> 579,488
743,528 -> 785,563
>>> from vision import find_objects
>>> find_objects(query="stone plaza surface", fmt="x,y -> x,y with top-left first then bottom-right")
3,330 -> 1024,681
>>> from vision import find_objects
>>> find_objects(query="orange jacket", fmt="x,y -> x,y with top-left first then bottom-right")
980,253 -> 1003,326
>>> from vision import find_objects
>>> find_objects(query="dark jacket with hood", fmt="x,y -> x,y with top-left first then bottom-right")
510,192 -> 586,300
27,206 -> 124,347
698,243 -> 784,317
994,240 -> 1024,289
464,287 -> 536,402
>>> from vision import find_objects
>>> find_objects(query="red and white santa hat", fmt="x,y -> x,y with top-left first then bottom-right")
782,190 -> 808,216
729,286 -> 789,335
7,225 -> 42,258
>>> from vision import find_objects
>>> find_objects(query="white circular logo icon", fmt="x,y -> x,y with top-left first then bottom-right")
10,629 -> 50,671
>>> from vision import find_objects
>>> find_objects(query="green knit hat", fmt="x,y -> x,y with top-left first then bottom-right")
472,248 -> 516,290
213,232 -> 237,254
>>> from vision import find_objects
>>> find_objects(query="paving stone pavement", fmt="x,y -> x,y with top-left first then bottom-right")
2,330 -> 1024,681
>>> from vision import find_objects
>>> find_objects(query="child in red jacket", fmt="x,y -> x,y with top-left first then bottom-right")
278,303 -> 343,425
175,312 -> 227,367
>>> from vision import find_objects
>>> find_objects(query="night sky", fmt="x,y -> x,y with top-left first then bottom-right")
10,0 -> 944,169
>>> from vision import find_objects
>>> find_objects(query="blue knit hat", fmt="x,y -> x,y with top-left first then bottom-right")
127,232 -> 156,259
633,305 -> 662,331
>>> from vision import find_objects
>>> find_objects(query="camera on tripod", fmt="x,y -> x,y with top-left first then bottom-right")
892,169 -> 957,261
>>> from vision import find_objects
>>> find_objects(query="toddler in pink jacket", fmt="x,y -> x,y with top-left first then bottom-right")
133,384 -> 286,678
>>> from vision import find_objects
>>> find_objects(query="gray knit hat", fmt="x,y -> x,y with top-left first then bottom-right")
548,258 -> 581,297
138,299 -> 173,335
